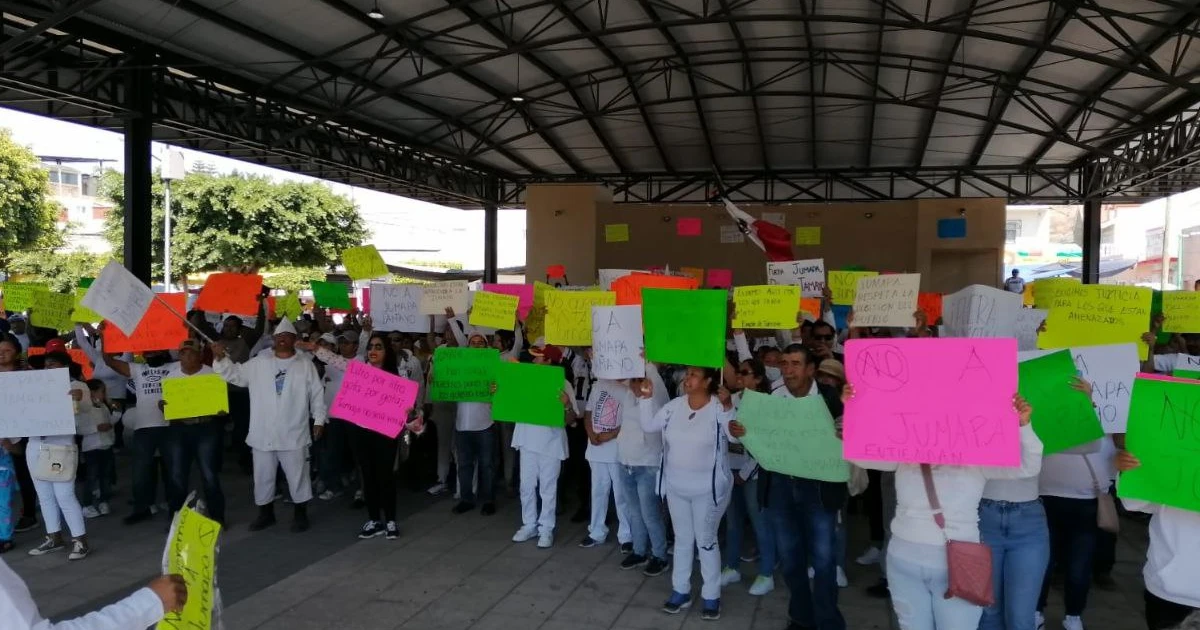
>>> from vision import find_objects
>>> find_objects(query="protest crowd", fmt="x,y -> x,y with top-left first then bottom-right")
2,234 -> 1200,630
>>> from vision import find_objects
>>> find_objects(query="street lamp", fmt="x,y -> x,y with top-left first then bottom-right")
161,149 -> 186,289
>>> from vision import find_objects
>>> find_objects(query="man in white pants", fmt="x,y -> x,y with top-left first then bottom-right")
213,318 -> 327,532
579,379 -> 632,550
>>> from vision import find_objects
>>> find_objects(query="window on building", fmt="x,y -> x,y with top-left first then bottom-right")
1147,227 -> 1165,259
47,170 -> 59,183
1005,220 -> 1021,243
60,172 -> 79,186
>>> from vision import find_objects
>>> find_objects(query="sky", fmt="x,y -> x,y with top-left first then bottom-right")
0,107 -> 527,270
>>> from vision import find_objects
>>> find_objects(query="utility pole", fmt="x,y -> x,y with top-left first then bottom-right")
161,149 -> 185,289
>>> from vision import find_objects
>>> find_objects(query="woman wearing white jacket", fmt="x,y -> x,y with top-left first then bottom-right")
635,366 -> 737,621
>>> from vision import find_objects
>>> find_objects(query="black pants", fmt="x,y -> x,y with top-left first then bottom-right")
1145,589 -> 1197,630
348,425 -> 399,522
228,386 -> 252,470
12,444 -> 36,520
561,423 -> 589,514
865,469 -> 885,544
1038,495 -> 1098,616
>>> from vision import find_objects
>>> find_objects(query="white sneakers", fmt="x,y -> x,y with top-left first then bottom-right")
82,506 -> 101,519
806,566 -> 849,587
720,568 -> 741,586
537,532 -> 554,549
748,575 -> 775,596
855,546 -> 882,565
1035,611 -> 1046,630
427,482 -> 448,496
512,525 -> 538,543
1063,616 -> 1085,630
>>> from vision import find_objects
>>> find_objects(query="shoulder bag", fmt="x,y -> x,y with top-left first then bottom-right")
1082,456 -> 1120,534
33,443 -> 78,483
920,464 -> 994,607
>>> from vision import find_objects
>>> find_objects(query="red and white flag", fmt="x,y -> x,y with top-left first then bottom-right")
722,198 -> 793,262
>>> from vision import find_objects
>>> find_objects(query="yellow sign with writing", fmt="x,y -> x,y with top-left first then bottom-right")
1031,277 -> 1079,309
1161,290 -> 1200,333
341,245 -> 389,280
604,224 -> 630,243
545,290 -> 616,346
794,227 -> 821,246
469,291 -> 519,331
162,374 -> 230,421
732,285 -> 800,329
30,291 -> 75,332
2,282 -> 48,312
72,289 -> 102,324
276,291 -> 303,320
827,271 -> 878,305
1038,284 -> 1152,360
158,506 -> 221,630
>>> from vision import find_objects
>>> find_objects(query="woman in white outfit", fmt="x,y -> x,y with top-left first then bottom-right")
635,366 -> 736,621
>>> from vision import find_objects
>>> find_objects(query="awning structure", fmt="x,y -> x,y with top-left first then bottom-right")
1009,259 -> 1138,280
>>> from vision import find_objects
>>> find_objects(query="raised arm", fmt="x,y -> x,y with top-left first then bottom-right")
635,378 -> 672,434
446,307 -> 468,347
101,352 -> 131,379
73,324 -> 100,362
983,398 -> 1043,480
211,344 -> 249,388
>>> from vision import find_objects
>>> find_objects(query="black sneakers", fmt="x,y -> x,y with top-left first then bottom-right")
643,557 -> 669,577
579,536 -> 602,549
358,520 -> 385,539
452,502 -> 475,514
385,521 -> 399,540
620,553 -> 648,570
620,542 -> 633,554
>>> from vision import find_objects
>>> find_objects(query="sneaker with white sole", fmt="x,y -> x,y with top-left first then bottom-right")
317,489 -> 343,501
357,520 -> 384,539
427,482 -> 448,496
662,591 -> 691,614
512,525 -> 538,543
385,521 -> 399,540
68,539 -> 90,561
27,537 -> 64,556
537,532 -> 554,549
82,506 -> 101,519
1063,616 -> 1085,630
1035,611 -> 1046,630
720,567 -> 741,586
837,566 -> 848,588
855,546 -> 882,566
748,575 -> 775,596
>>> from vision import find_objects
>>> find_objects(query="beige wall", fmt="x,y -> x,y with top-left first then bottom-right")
525,184 -> 1007,293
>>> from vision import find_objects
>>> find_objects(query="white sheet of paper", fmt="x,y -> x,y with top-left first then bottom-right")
591,305 -> 646,380
1016,308 -> 1048,351
942,284 -> 1023,338
719,225 -> 745,244
851,273 -> 920,328
419,281 -> 469,315
761,212 -> 786,228
767,259 -> 826,297
1018,342 -> 1138,433
0,369 -> 75,437
370,283 -> 430,333
81,260 -> 155,335
598,269 -> 635,291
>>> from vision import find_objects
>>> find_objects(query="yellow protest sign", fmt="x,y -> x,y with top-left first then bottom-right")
30,291 -> 75,332
827,271 -> 878,305
276,291 -> 303,320
341,245 -> 389,280
2,282 -> 48,312
604,224 -> 629,243
72,289 -> 102,323
794,227 -> 821,245
1039,284 -> 1152,360
162,374 -> 230,421
1162,290 -> 1200,333
1031,277 -> 1079,309
545,290 -> 616,346
469,291 -> 519,331
533,281 -> 555,307
159,506 -> 220,630
1023,282 -> 1035,307
732,285 -> 800,329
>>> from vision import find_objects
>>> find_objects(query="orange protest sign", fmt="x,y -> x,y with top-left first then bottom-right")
27,347 -> 94,380
193,273 -> 262,316
104,293 -> 189,353
799,297 -> 822,320
917,292 -> 943,324
612,274 -> 700,306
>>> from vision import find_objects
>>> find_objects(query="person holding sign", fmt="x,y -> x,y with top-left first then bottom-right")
439,312 -> 500,516
159,340 -> 227,525
635,366 -> 737,621
212,319 -> 327,533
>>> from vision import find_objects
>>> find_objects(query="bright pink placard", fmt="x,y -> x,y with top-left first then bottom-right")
360,287 -> 371,313
482,283 -> 534,320
676,217 -> 702,236
843,337 -> 1021,467
330,360 -> 419,438
707,268 -> 733,289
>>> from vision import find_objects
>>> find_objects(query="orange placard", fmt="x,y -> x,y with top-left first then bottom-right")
612,274 -> 700,306
680,267 -> 705,285
193,273 -> 262,316
27,347 -> 94,380
917,292 -> 943,324
546,264 -> 566,279
799,297 -> 822,320
104,293 -> 189,353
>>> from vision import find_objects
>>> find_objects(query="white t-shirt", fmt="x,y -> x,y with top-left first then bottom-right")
129,362 -> 177,431
585,381 -> 626,463
1004,276 -> 1025,294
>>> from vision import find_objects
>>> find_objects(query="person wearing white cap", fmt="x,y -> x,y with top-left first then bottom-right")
212,318 -> 327,532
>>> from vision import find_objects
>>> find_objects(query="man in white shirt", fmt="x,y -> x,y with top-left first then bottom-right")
1004,269 -> 1026,294
2,559 -> 186,630
213,318 -> 327,532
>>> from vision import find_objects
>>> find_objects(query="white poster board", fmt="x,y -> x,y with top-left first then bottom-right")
0,369 -> 76,437
1016,308 -> 1048,351
419,281 -> 469,315
598,269 -> 635,291
370,283 -> 430,333
942,284 -> 1023,338
766,259 -> 825,297
851,274 -> 920,328
81,260 -> 155,335
1019,342 -> 1138,433
591,305 -> 645,380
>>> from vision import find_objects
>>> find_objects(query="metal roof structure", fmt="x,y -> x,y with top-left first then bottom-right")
2,0 -> 1200,206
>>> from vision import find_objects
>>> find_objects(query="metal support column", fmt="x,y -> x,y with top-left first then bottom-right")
1081,198 -> 1102,285
483,178 -> 499,284
123,47 -> 154,284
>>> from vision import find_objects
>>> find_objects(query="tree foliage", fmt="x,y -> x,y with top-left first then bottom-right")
0,129 -> 62,267
261,266 -> 328,293
9,250 -> 107,292
101,170 -> 369,278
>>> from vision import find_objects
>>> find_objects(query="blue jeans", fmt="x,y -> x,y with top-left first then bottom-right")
131,426 -> 172,513
455,426 -> 496,505
81,449 -> 115,507
1038,496 -> 1097,617
888,545 -> 983,629
620,465 -> 668,560
768,477 -> 845,630
979,499 -> 1050,630
163,421 -> 225,523
724,478 -> 776,576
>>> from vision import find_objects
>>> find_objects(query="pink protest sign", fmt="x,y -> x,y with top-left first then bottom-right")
843,337 -> 1021,467
482,283 -> 534,320
330,361 -> 419,438
676,217 -> 702,236
707,268 -> 733,289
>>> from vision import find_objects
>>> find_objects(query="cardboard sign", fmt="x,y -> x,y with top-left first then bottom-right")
30,291 -> 75,332
1017,350 -> 1104,454
1161,290 -> 1200,332
942,284 -> 1023,338
72,287 -> 102,324
482,283 -> 534,320
276,292 -> 303,321
104,293 -> 189,353
1119,376 -> 1200,512
917,292 -> 943,324
309,280 -> 351,310
1019,343 -> 1138,433
767,259 -> 825,297
706,268 -> 733,289
737,390 -> 849,482
159,507 -> 221,630
369,283 -> 429,333
828,270 -> 878,305
546,264 -> 566,279
162,374 -> 230,421
0,368 -> 75,438
341,245 -> 389,280
604,224 -> 630,242
419,280 -> 469,315
851,274 -> 920,328
843,338 -> 1021,467
193,273 -> 262,317
81,260 -> 155,336
1016,308 -> 1048,351
732,285 -> 800,329
612,274 -> 698,306
330,361 -> 419,438
545,290 -> 616,346
591,305 -> 646,380
642,288 -> 727,369
492,362 -> 566,427
469,291 -> 519,331
27,347 -> 94,380
598,269 -> 635,291
2,282 -> 48,313
428,347 -> 499,402
1031,277 -> 1080,309
1039,284 -> 1152,360
794,227 -> 821,245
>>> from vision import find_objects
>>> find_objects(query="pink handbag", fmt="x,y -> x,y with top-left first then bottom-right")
920,464 -> 995,607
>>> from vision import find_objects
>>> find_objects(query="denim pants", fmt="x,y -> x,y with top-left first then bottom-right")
455,426 -> 496,505
81,449 -> 115,507
1038,496 -> 1097,617
317,418 -> 348,494
620,465 -> 668,560
888,545 -> 983,630
164,421 -> 225,523
978,499 -> 1050,630
723,478 -> 776,576
132,426 -> 172,513
768,476 -> 845,630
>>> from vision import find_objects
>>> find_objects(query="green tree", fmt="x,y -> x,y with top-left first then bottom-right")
101,170 -> 368,280
9,250 -> 107,292
0,129 -> 62,269
261,266 -> 328,293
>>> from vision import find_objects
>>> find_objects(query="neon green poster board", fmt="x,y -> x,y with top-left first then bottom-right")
642,288 -> 727,368
1119,376 -> 1200,513
428,347 -> 499,403
1017,349 -> 1103,454
492,361 -> 565,427
737,390 -> 849,482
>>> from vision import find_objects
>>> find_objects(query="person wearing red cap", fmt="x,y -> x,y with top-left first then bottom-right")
43,339 -> 66,354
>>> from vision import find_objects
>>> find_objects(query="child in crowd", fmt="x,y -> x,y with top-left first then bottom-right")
80,380 -> 116,519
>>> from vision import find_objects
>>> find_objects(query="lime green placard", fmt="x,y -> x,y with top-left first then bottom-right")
3,282 -> 48,312
310,280 -> 351,310
1119,376 -> 1200,513
737,390 -> 849,482
428,347 -> 499,403
492,361 -> 565,427
162,373 -> 230,420
642,288 -> 727,368
1017,349 -> 1103,454
1173,369 -> 1200,380
30,291 -> 75,332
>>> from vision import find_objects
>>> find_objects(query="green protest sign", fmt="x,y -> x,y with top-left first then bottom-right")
428,347 -> 499,403
1173,369 -> 1200,380
737,390 -> 849,482
642,288 -> 727,368
492,361 -> 565,427
1120,376 -> 1200,513
1017,350 -> 1103,454
309,280 -> 351,310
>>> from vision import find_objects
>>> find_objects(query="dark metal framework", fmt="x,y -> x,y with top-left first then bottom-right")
1,0 -> 1199,207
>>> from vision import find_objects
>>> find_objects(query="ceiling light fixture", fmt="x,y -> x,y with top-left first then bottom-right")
367,4 -> 384,19
511,95 -> 525,102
